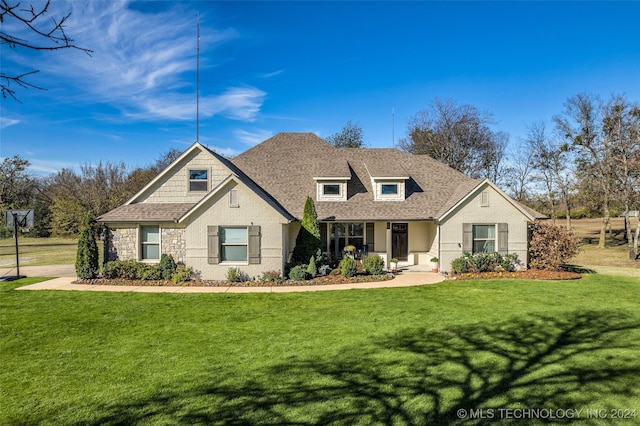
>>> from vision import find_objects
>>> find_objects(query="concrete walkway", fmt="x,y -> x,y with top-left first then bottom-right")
14,270 -> 445,293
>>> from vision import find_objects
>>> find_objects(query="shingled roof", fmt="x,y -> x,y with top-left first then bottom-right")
97,203 -> 195,223
230,132 -> 484,221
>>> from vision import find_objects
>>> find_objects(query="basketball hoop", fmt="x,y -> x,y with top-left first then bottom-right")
2,209 -> 34,281
5,210 -> 34,231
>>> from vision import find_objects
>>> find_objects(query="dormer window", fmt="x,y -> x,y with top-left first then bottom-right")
315,179 -> 348,202
381,184 -> 398,195
323,184 -> 341,196
374,179 -> 406,201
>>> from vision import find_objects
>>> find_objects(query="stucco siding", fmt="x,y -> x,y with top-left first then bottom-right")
184,180 -> 288,280
137,148 -> 229,203
439,183 -> 530,273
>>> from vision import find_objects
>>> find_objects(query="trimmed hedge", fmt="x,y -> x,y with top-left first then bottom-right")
451,252 -> 519,274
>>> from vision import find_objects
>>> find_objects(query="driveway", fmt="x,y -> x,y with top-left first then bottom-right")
1,264 -> 76,279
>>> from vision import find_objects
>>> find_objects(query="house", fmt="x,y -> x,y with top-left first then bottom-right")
97,133 -> 545,279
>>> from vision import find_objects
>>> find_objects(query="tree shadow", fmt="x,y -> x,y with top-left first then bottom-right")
69,310 -> 640,425
562,264 -> 597,274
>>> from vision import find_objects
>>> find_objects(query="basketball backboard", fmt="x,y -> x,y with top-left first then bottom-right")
5,210 -> 34,229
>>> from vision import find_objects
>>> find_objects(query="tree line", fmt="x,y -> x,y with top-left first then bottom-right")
3,94 -> 639,259
0,149 -> 180,237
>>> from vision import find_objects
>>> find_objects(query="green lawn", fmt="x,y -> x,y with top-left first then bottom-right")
1,275 -> 639,425
0,236 -> 79,267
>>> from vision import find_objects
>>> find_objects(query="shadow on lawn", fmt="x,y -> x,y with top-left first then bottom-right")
80,310 -> 640,425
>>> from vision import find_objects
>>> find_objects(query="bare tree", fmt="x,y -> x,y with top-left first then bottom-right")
527,122 -> 575,229
554,94 -> 614,248
601,96 -> 640,259
399,99 -> 506,180
326,121 -> 365,148
1,0 -> 92,100
502,143 -> 536,202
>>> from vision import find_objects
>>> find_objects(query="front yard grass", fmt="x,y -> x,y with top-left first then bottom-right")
2,274 -> 639,425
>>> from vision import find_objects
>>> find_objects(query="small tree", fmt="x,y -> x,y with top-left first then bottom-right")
291,197 -> 321,264
529,221 -> 580,270
326,120 -> 365,148
75,213 -> 98,279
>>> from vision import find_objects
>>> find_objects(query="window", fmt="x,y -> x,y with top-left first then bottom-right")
381,184 -> 398,195
189,169 -> 208,191
141,225 -> 160,260
323,184 -> 341,195
329,222 -> 368,257
473,225 -> 495,253
220,227 -> 247,262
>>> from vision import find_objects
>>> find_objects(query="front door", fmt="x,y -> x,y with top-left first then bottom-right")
392,223 -> 408,261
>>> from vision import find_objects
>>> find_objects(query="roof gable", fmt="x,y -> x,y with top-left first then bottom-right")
438,179 -> 545,222
126,142 -> 222,205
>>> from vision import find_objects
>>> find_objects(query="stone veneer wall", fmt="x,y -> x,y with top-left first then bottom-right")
161,228 -> 186,263
106,227 -> 137,261
105,226 -> 186,263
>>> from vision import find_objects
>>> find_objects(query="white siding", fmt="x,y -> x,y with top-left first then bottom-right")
439,182 -> 530,273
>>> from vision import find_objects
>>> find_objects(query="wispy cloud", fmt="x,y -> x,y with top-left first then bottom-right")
260,69 -> 285,78
0,117 -> 20,129
28,158 -> 79,175
38,1 -> 264,122
233,129 -> 273,145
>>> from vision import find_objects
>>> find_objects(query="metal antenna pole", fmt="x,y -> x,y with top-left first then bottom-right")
196,13 -> 200,142
392,108 -> 395,149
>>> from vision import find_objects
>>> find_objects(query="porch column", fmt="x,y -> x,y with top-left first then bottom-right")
386,222 -> 392,268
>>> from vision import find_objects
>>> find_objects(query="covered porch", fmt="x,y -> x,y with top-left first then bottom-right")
319,220 -> 439,269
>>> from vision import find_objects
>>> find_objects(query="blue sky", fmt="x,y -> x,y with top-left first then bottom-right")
1,1 -> 639,175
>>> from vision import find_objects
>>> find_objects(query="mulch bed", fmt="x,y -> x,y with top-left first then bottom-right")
451,269 -> 582,280
74,273 -> 394,287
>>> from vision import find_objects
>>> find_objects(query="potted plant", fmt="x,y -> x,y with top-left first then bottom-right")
430,257 -> 439,273
389,258 -> 398,273
343,245 -> 356,258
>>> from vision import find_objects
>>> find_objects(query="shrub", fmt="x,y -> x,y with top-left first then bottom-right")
451,252 -> 520,274
307,256 -> 317,278
75,214 -> 99,279
451,253 -> 472,274
172,264 -> 194,283
159,254 -> 177,279
259,270 -> 283,284
288,264 -> 308,281
329,268 -> 342,276
226,267 -> 247,282
140,264 -> 162,280
362,254 -> 384,275
529,221 -> 580,270
103,260 -> 140,279
340,256 -> 358,278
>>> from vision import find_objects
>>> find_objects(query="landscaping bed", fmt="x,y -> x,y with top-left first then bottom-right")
452,269 -> 582,280
75,273 -> 394,287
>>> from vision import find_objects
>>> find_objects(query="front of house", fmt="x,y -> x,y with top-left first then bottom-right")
98,133 -> 544,280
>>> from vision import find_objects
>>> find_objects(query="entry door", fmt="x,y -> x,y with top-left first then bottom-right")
392,223 -> 408,261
